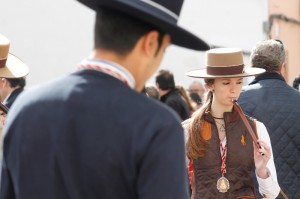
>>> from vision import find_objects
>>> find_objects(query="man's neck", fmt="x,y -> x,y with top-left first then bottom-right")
159,89 -> 171,97
91,49 -> 145,91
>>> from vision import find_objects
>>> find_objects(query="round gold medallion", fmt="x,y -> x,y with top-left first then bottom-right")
217,176 -> 230,193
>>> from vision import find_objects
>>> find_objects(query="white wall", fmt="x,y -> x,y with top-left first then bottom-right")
151,0 -> 269,88
0,0 -> 94,86
0,0 -> 268,89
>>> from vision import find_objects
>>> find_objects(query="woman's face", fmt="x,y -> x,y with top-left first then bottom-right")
211,77 -> 243,107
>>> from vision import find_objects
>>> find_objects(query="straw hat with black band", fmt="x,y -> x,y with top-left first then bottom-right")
186,48 -> 266,78
77,0 -> 210,51
0,34 -> 29,78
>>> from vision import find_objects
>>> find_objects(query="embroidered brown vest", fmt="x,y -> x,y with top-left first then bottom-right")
192,109 -> 257,199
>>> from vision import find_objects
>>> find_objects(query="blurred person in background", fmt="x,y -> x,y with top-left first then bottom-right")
177,85 -> 197,115
156,69 -> 191,120
0,34 -> 29,109
0,77 -> 27,109
145,84 -> 159,100
239,39 -> 300,198
188,80 -> 206,100
292,75 -> 300,90
0,102 -> 8,161
189,92 -> 202,110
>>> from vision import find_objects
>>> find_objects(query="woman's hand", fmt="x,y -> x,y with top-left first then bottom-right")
253,140 -> 271,179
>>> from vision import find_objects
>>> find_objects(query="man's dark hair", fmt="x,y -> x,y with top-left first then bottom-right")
293,76 -> 300,90
155,69 -> 175,90
95,7 -> 165,56
6,77 -> 26,88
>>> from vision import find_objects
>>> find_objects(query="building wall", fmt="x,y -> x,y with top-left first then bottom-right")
268,0 -> 300,85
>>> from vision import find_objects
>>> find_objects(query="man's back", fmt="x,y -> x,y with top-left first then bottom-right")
160,89 -> 191,121
1,70 -> 189,199
239,75 -> 300,198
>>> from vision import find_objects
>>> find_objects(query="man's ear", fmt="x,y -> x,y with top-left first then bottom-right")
155,82 -> 160,90
140,30 -> 159,57
279,63 -> 286,77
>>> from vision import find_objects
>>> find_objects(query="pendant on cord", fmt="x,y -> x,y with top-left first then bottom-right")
214,119 -> 226,132
217,140 -> 230,192
217,174 -> 230,192
219,124 -> 225,132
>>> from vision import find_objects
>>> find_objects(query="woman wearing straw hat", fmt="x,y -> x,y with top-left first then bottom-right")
0,34 -> 29,109
184,48 -> 280,199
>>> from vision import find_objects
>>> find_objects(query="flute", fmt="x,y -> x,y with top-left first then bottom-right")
232,99 -> 261,150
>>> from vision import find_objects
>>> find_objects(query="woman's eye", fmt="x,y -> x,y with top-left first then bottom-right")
222,82 -> 230,85
237,81 -> 243,84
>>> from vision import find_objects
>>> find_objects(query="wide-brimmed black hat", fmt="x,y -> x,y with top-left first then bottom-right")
77,0 -> 210,51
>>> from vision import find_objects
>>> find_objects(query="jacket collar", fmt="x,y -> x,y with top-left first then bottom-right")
160,88 -> 178,102
249,72 -> 285,85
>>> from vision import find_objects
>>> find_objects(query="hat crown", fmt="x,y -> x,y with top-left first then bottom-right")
186,47 -> 266,79
206,48 -> 244,67
0,33 -> 29,78
77,0 -> 209,50
0,34 -> 10,60
150,0 -> 183,17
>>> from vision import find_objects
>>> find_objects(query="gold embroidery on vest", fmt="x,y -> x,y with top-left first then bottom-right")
241,134 -> 246,146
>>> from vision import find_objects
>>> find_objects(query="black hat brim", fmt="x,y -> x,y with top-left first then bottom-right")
77,0 -> 210,51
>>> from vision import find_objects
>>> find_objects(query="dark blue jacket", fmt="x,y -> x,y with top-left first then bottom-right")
160,89 -> 190,121
238,72 -> 300,198
0,69 -> 189,199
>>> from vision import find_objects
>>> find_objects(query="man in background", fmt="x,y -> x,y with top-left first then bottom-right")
188,80 -> 206,100
239,39 -> 300,198
0,77 -> 27,108
292,75 -> 300,90
155,69 -> 191,120
0,0 -> 209,198
0,34 -> 29,109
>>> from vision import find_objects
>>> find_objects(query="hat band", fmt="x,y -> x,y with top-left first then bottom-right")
207,64 -> 244,76
0,58 -> 7,68
141,0 -> 178,20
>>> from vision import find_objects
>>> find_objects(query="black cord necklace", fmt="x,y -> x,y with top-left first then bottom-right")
212,116 -> 224,120
214,119 -> 226,132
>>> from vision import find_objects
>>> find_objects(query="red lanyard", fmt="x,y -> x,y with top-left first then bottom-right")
78,59 -> 135,89
79,63 -> 129,85
220,140 -> 227,174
